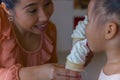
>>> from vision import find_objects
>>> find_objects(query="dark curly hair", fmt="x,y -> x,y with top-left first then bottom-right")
0,0 -> 2,4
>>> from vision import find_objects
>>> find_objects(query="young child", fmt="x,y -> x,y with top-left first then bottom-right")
86,0 -> 120,80
0,0 -> 81,80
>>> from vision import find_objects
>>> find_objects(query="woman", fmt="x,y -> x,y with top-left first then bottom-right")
0,0 -> 81,80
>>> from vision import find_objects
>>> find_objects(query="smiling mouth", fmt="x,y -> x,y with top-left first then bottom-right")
35,23 -> 48,31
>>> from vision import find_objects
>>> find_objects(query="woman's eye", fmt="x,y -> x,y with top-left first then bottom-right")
28,9 -> 37,13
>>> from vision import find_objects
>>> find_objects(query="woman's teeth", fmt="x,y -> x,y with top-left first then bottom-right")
35,24 -> 47,31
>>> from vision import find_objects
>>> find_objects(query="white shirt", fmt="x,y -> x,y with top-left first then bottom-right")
98,70 -> 120,80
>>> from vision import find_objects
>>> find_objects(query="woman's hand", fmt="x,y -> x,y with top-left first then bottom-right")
19,63 -> 82,80
44,64 -> 82,80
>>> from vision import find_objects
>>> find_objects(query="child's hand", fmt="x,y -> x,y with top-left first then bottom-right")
19,63 -> 82,80
66,39 -> 90,72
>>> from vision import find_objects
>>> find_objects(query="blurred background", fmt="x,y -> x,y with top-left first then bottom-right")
51,0 -> 106,80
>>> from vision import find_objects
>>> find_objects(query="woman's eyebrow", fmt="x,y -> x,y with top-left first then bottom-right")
23,3 -> 38,9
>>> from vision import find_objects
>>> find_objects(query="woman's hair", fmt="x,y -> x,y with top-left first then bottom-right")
91,0 -> 120,26
1,0 -> 19,9
0,0 -> 2,4
78,0 -> 90,9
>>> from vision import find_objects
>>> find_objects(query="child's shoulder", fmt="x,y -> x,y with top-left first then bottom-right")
99,68 -> 120,80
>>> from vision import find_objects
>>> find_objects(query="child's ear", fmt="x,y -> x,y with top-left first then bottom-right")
105,22 -> 118,39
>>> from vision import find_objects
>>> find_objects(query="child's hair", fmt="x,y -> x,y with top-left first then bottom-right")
91,0 -> 120,27
1,0 -> 19,9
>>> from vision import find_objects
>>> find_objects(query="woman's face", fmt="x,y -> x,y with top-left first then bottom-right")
86,1 -> 105,53
12,0 -> 53,34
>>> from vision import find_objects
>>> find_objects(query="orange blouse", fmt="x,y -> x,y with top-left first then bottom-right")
0,5 -> 58,80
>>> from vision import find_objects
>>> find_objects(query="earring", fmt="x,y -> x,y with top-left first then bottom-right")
8,16 -> 14,21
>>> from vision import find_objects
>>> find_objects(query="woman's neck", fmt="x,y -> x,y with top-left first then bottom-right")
12,23 -> 41,51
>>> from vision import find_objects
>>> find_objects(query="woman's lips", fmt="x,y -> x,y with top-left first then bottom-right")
37,25 -> 47,31
35,23 -> 48,31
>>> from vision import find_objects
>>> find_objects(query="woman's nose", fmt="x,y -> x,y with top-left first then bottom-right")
38,8 -> 49,23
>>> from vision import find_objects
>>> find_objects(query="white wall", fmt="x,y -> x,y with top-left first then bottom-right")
51,0 -> 106,80
51,0 -> 87,52
51,0 -> 73,52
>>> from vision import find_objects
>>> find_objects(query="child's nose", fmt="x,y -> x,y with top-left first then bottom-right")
38,8 -> 49,23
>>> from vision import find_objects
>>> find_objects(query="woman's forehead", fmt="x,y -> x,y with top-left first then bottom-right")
15,0 -> 51,8
18,0 -> 50,5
